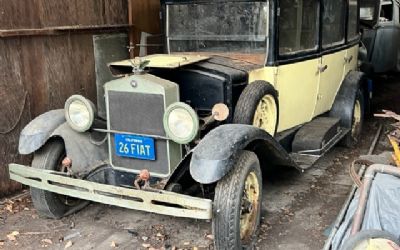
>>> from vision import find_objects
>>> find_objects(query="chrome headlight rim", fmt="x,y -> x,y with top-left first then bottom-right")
163,102 -> 199,144
64,95 -> 96,132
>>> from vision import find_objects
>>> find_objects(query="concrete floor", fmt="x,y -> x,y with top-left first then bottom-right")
0,75 -> 399,250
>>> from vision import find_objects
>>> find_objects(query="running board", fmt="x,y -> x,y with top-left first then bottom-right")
8,164 -> 212,220
290,128 -> 350,170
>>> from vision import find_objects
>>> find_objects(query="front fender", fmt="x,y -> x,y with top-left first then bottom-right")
51,123 -> 108,175
190,124 -> 298,184
19,109 -> 65,155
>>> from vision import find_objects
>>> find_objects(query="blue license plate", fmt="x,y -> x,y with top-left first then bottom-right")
114,134 -> 156,161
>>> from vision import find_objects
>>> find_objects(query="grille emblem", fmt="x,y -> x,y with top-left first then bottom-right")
130,80 -> 138,88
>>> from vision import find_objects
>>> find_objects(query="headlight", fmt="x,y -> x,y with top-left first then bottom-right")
163,102 -> 199,144
64,95 -> 96,132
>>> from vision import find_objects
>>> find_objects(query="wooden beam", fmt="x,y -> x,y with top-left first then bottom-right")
0,24 -> 133,38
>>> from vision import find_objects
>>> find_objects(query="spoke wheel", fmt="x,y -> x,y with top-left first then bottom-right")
351,100 -> 362,138
213,151 -> 262,249
240,171 -> 260,242
234,81 -> 279,136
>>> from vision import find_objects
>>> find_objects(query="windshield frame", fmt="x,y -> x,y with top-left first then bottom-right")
165,1 -> 270,65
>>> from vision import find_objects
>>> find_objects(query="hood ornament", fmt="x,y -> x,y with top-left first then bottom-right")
129,57 -> 150,75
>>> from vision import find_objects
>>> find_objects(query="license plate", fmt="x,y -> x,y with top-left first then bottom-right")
114,134 -> 156,161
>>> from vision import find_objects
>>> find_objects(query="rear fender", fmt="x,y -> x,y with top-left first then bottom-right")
330,71 -> 367,128
190,124 -> 298,184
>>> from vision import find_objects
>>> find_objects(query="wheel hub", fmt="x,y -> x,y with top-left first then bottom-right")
351,99 -> 362,138
240,171 -> 260,242
253,94 -> 277,135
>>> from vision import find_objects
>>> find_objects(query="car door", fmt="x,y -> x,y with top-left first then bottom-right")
273,0 -> 320,132
313,0 -> 347,117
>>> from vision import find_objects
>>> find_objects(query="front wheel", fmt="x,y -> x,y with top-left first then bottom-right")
30,139 -> 83,219
212,151 -> 262,249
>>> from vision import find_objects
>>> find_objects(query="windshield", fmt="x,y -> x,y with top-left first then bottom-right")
167,2 -> 269,65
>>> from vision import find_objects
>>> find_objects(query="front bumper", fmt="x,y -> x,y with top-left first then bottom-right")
8,164 -> 212,220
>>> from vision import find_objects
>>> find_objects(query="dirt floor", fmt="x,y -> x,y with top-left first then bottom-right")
0,75 -> 399,250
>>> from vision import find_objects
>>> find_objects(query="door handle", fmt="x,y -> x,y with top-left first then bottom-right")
318,65 -> 328,73
344,55 -> 353,63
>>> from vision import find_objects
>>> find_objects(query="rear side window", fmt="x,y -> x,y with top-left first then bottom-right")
348,0 -> 359,40
278,0 -> 320,55
322,0 -> 346,48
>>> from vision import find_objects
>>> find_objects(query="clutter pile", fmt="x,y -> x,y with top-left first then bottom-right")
324,110 -> 400,250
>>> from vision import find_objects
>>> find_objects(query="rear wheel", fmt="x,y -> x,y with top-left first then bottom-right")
30,139 -> 82,219
343,90 -> 364,147
234,81 -> 279,136
212,151 -> 262,249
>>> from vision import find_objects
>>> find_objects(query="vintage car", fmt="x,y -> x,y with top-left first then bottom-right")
360,0 -> 400,73
9,0 -> 369,249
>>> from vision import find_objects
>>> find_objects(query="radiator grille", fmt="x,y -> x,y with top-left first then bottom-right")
108,91 -> 169,175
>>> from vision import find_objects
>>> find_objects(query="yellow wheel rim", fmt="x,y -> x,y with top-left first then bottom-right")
351,100 -> 362,138
353,238 -> 399,250
240,171 -> 260,242
253,95 -> 277,135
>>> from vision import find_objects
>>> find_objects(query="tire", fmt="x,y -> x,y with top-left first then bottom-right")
213,151 -> 262,250
342,89 -> 364,148
341,230 -> 400,250
234,81 -> 279,136
30,139 -> 81,219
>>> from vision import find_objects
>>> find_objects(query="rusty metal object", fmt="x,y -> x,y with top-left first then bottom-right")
212,103 -> 230,122
134,169 -> 151,190
350,164 -> 400,235
349,159 -> 374,188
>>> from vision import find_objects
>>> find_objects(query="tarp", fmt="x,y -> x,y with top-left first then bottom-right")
332,173 -> 400,250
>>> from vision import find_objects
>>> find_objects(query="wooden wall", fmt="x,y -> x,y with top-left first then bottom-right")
0,0 -> 130,196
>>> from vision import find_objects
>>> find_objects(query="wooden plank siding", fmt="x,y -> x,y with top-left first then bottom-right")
0,1 -> 134,197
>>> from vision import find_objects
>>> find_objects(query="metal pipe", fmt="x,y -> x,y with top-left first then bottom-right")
322,166 -> 366,250
350,164 -> 400,235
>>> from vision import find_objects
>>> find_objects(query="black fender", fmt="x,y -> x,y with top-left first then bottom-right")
190,124 -> 298,184
51,123 -> 108,176
329,71 -> 367,128
19,109 -> 108,176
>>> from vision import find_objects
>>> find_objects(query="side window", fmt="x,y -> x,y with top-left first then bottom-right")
380,1 -> 393,22
348,0 -> 359,40
322,0 -> 346,48
278,0 -> 319,56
